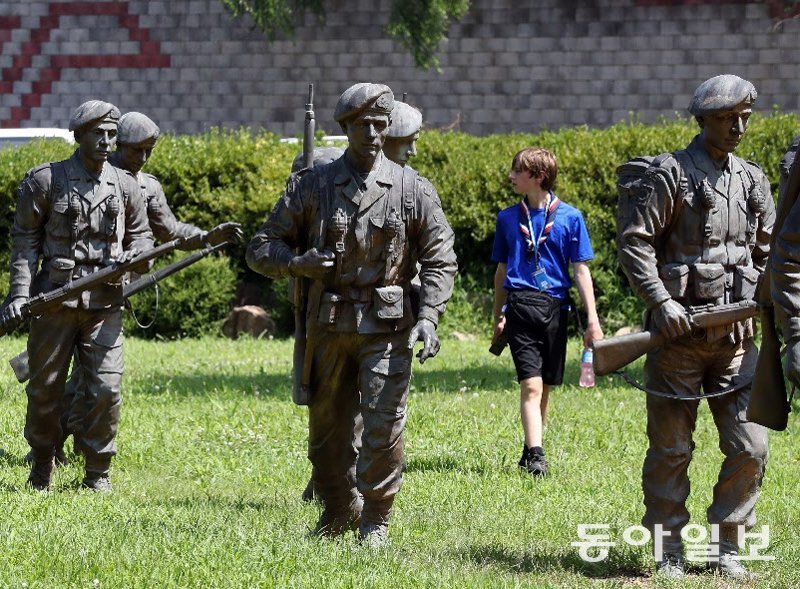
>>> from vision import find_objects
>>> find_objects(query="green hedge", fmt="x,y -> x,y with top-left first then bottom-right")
2,112 -> 799,336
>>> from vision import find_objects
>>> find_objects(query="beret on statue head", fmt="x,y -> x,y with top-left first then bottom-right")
386,101 -> 422,138
688,75 -> 757,116
118,112 -> 160,145
334,83 -> 394,123
68,100 -> 120,132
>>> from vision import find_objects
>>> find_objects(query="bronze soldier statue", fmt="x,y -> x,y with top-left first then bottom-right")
616,75 -> 774,579
770,135 -> 800,388
383,100 -> 422,168
57,111 -> 243,456
247,83 -> 457,545
299,100 -> 422,503
0,100 -> 155,491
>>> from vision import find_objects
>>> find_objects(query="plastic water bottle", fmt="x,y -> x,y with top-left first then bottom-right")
579,348 -> 595,388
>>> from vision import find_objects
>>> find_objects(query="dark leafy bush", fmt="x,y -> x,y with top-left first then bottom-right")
123,251 -> 237,338
2,113 -> 799,336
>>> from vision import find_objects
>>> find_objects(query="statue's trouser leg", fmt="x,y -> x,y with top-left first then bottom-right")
308,332 -> 361,515
642,340 -> 704,555
25,309 -> 79,459
75,308 -> 124,476
61,353 -> 85,448
356,331 -> 412,528
705,338 -> 768,547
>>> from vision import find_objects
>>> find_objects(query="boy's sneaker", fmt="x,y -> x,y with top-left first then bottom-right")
527,452 -> 548,476
518,445 -> 548,477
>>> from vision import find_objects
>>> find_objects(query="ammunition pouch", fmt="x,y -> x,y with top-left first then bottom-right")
659,263 -> 689,299
374,285 -> 404,320
45,257 -> 75,284
692,263 -> 725,301
733,266 -> 759,301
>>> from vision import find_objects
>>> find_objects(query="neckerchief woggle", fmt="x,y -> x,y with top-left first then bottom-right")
519,192 -> 560,268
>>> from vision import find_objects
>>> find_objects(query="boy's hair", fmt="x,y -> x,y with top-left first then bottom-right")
511,147 -> 558,192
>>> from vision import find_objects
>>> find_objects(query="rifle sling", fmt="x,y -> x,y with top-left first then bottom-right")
613,369 -> 751,400
126,283 -> 159,329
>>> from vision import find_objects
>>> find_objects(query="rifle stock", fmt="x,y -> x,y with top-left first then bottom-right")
747,308 -> 790,431
592,300 -> 758,376
291,276 -> 310,405
592,330 -> 666,376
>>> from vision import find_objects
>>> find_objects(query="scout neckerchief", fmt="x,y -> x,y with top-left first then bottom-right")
518,191 -> 560,267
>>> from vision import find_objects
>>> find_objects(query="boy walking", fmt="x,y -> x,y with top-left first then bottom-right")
492,147 -> 603,476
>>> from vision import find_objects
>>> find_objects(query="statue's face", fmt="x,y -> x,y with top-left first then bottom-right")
700,100 -> 752,155
383,132 -> 419,166
77,121 -> 117,164
343,113 -> 390,161
117,140 -> 156,174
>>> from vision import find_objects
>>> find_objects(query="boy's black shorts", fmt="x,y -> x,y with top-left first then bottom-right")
505,290 -> 569,385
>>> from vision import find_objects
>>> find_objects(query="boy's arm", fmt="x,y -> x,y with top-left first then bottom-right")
493,263 -> 508,338
573,261 -> 604,348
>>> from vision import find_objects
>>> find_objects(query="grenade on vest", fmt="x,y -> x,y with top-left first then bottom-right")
385,208 -> 400,259
69,193 -> 81,240
748,182 -> 765,214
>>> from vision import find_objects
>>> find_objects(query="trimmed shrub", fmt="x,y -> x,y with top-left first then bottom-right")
123,251 -> 237,339
2,113 -> 799,336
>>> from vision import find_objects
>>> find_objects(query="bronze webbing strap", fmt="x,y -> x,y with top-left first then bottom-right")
613,369 -> 750,400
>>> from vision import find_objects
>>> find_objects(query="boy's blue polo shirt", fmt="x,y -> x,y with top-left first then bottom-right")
491,197 -> 594,300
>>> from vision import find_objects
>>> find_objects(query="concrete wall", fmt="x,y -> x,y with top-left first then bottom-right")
1,0 -> 798,136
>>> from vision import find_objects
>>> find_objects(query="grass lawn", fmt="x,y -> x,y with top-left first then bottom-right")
0,335 -> 798,588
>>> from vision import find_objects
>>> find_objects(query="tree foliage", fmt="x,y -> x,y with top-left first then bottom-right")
220,0 -> 469,70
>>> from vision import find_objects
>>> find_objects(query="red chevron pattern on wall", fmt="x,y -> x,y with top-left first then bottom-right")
0,1 -> 170,128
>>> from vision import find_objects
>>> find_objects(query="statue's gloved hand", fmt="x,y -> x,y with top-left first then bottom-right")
116,247 -> 140,264
206,222 -> 243,245
288,248 -> 335,279
118,247 -> 152,273
0,297 -> 28,332
407,318 -> 440,364
785,339 -> 800,388
652,298 -> 690,339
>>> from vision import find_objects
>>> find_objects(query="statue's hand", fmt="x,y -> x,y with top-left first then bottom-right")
652,298 -> 691,339
289,248 -> 335,279
407,318 -> 440,364
118,247 -> 152,273
786,339 -> 800,388
0,297 -> 27,331
206,222 -> 243,245
116,247 -> 140,264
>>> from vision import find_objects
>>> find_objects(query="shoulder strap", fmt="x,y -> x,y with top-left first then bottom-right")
401,165 -> 417,221
49,161 -> 66,201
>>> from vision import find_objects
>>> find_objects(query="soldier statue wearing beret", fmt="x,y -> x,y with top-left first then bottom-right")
53,111 -> 243,457
616,75 -> 774,579
247,83 -> 457,544
0,100 -> 154,491
383,100 -> 422,168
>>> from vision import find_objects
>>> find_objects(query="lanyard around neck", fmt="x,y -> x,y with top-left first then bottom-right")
518,192 -> 560,267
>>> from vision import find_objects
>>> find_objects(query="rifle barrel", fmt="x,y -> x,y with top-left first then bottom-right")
1,238 -> 182,337
123,242 -> 226,298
